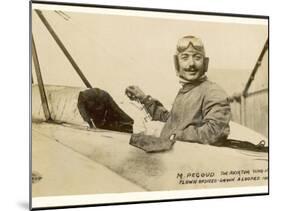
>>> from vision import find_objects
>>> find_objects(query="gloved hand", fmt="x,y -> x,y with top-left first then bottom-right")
125,85 -> 146,102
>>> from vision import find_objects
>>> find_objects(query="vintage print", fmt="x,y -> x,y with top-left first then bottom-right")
31,1 -> 269,209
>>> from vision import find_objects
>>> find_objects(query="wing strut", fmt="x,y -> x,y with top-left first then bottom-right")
32,34 -> 52,121
242,37 -> 268,96
35,9 -> 93,88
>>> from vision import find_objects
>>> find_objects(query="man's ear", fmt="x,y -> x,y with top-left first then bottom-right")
204,57 -> 209,73
174,55 -> 179,75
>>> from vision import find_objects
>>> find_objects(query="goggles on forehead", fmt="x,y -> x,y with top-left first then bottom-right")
176,36 -> 205,55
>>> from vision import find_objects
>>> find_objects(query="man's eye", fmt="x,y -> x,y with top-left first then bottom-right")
194,55 -> 203,60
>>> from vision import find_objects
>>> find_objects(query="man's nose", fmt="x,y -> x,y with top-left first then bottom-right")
186,57 -> 195,67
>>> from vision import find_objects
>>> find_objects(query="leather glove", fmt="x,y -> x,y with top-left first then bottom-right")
130,132 -> 176,153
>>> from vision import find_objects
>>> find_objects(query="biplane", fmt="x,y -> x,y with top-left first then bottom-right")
31,5 -> 268,209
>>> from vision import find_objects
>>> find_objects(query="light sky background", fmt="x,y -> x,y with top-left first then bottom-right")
32,7 -> 268,108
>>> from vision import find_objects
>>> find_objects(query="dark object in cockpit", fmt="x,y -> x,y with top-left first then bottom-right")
77,88 -> 134,133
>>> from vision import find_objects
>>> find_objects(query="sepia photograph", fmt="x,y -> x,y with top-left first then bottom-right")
31,1 -> 269,209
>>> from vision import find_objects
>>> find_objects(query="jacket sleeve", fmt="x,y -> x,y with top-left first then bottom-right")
141,95 -> 170,122
175,87 -> 231,144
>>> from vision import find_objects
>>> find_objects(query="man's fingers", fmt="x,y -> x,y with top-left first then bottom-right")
125,85 -> 144,102
125,87 -> 135,95
125,87 -> 137,101
126,86 -> 139,95
126,85 -> 137,92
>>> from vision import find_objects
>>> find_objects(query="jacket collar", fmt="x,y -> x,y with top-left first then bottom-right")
178,75 -> 207,93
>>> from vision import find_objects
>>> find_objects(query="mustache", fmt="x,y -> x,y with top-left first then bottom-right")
182,67 -> 199,72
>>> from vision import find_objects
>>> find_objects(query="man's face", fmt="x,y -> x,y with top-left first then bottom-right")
177,46 -> 205,81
